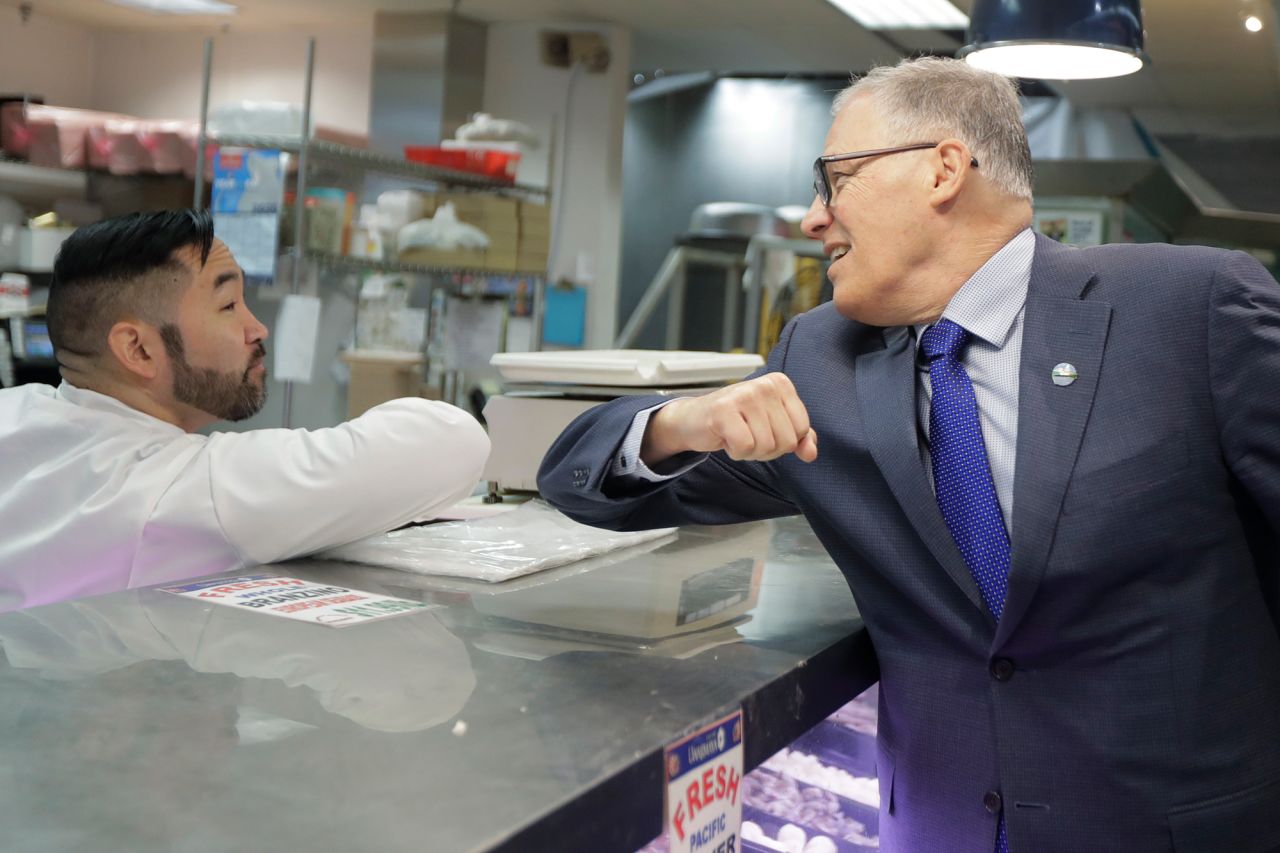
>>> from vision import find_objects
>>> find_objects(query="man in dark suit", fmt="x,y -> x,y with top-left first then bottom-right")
538,57 -> 1280,852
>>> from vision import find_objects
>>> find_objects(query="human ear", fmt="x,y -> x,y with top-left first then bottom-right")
928,138 -> 974,208
105,321 -> 162,381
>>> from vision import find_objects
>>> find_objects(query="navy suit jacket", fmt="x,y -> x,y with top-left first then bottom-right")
538,235 -> 1280,852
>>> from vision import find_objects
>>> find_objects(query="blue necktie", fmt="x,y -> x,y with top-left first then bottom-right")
920,318 -> 1011,853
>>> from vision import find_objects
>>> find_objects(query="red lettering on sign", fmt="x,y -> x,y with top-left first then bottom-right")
716,765 -> 727,799
702,768 -> 715,808
725,767 -> 740,806
686,780 -> 703,823
672,801 -> 686,841
197,578 -> 304,598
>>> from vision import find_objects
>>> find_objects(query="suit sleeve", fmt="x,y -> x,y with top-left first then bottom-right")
1208,252 -> 1280,523
535,321 -> 803,532
1208,251 -> 1280,615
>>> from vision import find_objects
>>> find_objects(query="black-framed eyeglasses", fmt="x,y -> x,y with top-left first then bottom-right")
812,142 -> 980,207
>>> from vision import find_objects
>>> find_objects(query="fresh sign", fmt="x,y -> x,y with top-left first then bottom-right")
665,710 -> 744,853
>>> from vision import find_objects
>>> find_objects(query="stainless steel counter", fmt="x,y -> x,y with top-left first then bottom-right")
0,516 -> 876,853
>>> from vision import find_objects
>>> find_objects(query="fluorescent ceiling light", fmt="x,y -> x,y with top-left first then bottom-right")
1245,15 -> 1264,32
963,44 -> 1145,80
824,0 -> 968,30
105,0 -> 237,14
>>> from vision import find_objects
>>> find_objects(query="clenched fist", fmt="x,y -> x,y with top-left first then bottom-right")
641,372 -> 818,466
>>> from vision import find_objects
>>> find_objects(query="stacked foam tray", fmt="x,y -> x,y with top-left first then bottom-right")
741,709 -> 880,853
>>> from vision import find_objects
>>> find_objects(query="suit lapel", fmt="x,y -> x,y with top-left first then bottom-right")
996,236 -> 1112,647
856,326 -> 990,619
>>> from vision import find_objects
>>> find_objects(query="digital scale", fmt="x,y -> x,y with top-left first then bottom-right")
481,349 -> 763,500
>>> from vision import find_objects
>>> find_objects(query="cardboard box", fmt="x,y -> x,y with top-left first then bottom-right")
449,211 -> 487,232
340,350 -> 424,419
478,196 -> 519,218
483,215 -> 519,236
516,250 -> 549,274
399,246 -> 488,269
485,250 -> 519,273
400,245 -> 527,273
519,217 -> 552,238
477,220 -> 523,239
436,192 -> 487,215
518,231 -> 551,255
519,200 -> 551,223
486,229 -> 519,256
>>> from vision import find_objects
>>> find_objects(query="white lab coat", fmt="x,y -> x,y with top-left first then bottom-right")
0,382 -> 490,613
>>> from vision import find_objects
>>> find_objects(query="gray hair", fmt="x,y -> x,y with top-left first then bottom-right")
832,57 -> 1034,201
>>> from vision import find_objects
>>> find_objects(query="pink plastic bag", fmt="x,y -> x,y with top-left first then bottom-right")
86,123 -> 113,170
0,102 -> 34,156
141,120 -> 195,174
107,120 -> 149,175
22,106 -> 131,169
87,119 -> 148,174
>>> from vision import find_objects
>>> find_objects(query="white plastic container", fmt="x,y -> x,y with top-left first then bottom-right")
489,349 -> 764,387
18,226 -> 76,272
350,204 -> 386,260
0,224 -> 20,270
0,273 -> 30,318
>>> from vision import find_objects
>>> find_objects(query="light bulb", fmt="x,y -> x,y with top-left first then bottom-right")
964,44 -> 1145,81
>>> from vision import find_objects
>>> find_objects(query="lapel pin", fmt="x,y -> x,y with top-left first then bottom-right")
1051,363 -> 1078,386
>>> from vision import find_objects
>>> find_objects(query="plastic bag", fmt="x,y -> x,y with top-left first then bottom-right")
456,112 -> 540,148
396,202 -> 490,252
319,500 -> 677,582
208,100 -> 304,136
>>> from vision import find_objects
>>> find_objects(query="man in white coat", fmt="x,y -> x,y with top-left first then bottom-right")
0,209 -> 490,613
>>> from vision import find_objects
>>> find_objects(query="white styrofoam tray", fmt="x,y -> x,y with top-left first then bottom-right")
490,349 -> 764,387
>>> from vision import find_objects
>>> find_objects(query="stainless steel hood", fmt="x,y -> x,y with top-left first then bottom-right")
368,12 -> 487,158
1024,97 -> 1280,250
1132,135 -> 1280,250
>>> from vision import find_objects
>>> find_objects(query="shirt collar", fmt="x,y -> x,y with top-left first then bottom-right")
56,381 -> 186,436
913,227 -> 1035,350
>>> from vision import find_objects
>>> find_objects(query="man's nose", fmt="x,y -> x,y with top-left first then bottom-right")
246,311 -> 269,343
801,195 -> 830,240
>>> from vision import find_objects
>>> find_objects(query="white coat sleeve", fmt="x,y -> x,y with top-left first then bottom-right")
202,398 -> 490,565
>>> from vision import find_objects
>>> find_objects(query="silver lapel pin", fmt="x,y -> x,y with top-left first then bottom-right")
1051,362 -> 1078,386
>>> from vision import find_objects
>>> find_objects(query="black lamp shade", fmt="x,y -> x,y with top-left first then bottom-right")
964,0 -> 1145,54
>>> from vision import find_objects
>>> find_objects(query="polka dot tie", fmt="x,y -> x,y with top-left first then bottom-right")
920,318 -> 1012,853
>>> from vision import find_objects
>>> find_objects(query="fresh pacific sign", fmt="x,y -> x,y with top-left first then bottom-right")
665,711 -> 744,853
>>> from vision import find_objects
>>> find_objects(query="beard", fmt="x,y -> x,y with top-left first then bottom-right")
160,325 -> 268,422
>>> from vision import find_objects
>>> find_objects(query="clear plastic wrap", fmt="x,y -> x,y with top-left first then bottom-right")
208,100 -> 304,136
206,100 -> 369,148
319,500 -> 677,582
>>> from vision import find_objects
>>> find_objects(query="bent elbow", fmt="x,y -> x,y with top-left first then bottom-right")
460,413 -> 492,481
430,405 -> 490,496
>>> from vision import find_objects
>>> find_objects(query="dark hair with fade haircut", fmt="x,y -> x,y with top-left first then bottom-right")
47,208 -> 215,359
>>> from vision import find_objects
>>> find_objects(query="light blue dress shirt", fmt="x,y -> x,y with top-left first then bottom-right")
611,228 -> 1036,533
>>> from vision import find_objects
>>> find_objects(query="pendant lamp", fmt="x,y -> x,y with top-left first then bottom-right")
959,0 -> 1148,80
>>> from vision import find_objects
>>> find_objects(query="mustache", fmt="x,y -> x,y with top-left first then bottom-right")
245,343 -> 267,378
